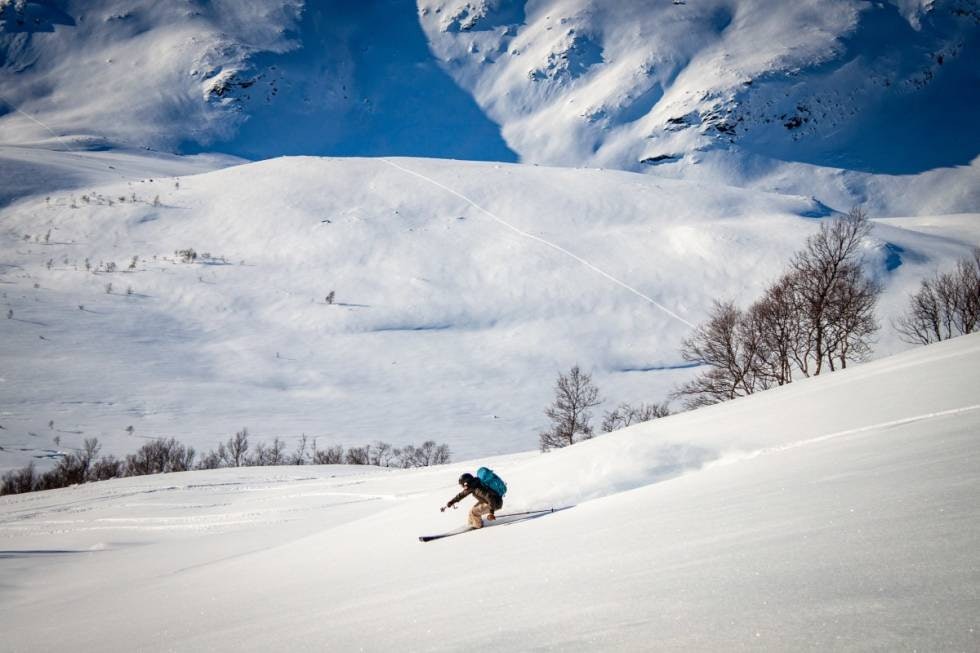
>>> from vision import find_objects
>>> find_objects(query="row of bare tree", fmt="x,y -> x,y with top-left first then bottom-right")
894,249 -> 980,344
537,210 -> 979,449
674,208 -> 881,408
538,365 -> 670,451
1,430 -> 451,496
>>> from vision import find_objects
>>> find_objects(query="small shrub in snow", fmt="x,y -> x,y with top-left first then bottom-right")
125,438 -> 195,476
35,438 -> 104,490
89,455 -> 124,481
250,437 -> 287,466
397,441 -> 451,467
1,462 -> 38,495
312,444 -> 345,464
601,402 -> 670,432
345,446 -> 370,465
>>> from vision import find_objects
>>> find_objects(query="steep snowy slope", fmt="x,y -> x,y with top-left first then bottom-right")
1,154 -> 977,472
1,332 -> 977,651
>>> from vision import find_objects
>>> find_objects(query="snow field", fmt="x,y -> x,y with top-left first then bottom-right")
2,154 -> 978,472
0,333 -> 978,651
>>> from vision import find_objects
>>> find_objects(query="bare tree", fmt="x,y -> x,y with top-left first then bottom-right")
369,441 -> 398,467
601,401 -> 670,432
125,438 -> 195,475
673,208 -> 880,408
746,277 -> 800,387
197,449 -> 223,470
398,441 -> 451,467
290,435 -> 309,465
89,456 -> 124,481
894,249 -> 980,344
787,207 -> 876,376
345,445 -> 370,465
222,428 -> 250,467
823,263 -> 881,370
250,437 -> 287,466
1,462 -> 37,495
539,365 -> 602,451
673,301 -> 763,408
313,445 -> 345,464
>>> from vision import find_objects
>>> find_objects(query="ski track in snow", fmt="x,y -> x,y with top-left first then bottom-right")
380,158 -> 697,329
710,403 -> 980,468
0,93 -> 77,152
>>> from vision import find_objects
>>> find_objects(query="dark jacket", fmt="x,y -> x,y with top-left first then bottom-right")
448,479 -> 503,513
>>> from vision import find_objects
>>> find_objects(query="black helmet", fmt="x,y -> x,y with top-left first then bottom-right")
458,473 -> 475,487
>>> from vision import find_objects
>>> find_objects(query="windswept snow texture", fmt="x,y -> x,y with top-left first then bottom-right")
1,333 -> 979,651
1,153 -> 978,473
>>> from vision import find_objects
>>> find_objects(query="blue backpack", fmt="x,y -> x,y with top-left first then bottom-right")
477,467 -> 507,497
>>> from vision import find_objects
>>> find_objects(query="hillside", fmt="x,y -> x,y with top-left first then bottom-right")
1,332 -> 977,651
2,154 -> 977,472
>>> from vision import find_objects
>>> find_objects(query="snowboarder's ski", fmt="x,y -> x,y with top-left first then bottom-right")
418,508 -> 565,542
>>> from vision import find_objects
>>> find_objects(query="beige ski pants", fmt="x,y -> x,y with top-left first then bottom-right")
469,501 -> 493,528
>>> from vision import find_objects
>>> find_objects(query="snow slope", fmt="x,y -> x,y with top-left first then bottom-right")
1,332 -> 978,651
3,154 -> 977,472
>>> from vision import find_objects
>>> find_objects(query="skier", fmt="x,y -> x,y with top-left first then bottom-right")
441,472 -> 503,529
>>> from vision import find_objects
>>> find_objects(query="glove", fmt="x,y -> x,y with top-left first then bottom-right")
440,505 -> 446,512
487,513 -> 496,521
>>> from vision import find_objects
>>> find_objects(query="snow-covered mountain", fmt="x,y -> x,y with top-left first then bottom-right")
421,0 -> 980,175
1,331 -> 978,651
2,1 -> 978,202
0,0 -> 516,161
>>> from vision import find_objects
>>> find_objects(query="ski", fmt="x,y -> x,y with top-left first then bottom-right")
419,527 -> 475,542
418,508 -> 565,542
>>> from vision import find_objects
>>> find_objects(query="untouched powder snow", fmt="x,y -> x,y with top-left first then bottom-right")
2,154 -> 977,471
0,333 -> 978,651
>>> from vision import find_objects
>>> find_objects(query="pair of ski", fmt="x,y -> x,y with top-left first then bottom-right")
419,507 -> 565,542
